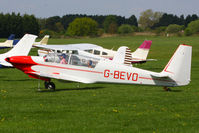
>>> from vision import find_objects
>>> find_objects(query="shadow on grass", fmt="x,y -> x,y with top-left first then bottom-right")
37,86 -> 104,93
169,89 -> 183,92
161,89 -> 183,92
3,79 -> 33,81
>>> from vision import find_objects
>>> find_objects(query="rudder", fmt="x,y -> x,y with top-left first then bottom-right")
162,44 -> 192,86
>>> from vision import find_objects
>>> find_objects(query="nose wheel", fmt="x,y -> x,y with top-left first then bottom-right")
44,81 -> 55,91
163,86 -> 171,91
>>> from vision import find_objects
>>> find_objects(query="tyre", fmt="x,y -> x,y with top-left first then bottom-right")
44,81 -> 55,91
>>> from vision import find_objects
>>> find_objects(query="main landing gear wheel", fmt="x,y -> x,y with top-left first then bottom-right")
44,81 -> 55,91
163,86 -> 171,92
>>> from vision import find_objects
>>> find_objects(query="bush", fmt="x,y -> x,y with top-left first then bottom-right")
108,22 -> 118,34
184,28 -> 193,36
39,29 -> 55,38
186,19 -> 199,34
103,15 -> 118,33
154,26 -> 167,35
67,17 -> 98,37
118,24 -> 134,34
132,25 -> 138,32
97,28 -> 104,36
166,24 -> 182,33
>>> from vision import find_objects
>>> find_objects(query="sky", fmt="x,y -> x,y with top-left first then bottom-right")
0,0 -> 199,18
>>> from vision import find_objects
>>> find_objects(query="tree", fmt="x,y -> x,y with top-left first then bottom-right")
184,19 -> 199,36
22,14 -> 40,35
126,15 -> 138,26
153,13 -> 185,28
185,14 -> 198,27
154,26 -> 167,35
67,17 -> 98,36
118,24 -> 134,34
184,28 -> 192,36
54,22 -> 64,33
45,16 -> 61,31
166,24 -> 182,33
138,9 -> 163,30
103,15 -> 118,33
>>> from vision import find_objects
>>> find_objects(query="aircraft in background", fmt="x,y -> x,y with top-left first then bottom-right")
34,40 -> 154,64
0,34 -> 49,49
33,35 -> 49,46
0,34 -> 37,68
0,34 -> 16,49
6,44 -> 192,91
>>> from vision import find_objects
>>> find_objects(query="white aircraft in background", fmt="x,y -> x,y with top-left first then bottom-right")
34,40 -> 153,64
0,34 -> 37,68
6,41 -> 192,91
33,35 -> 49,46
0,34 -> 15,48
0,35 -> 49,49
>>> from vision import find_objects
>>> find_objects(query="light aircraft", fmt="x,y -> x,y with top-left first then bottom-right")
0,34 -> 49,49
0,34 -> 16,49
33,35 -> 49,46
0,34 -> 37,68
5,41 -> 192,91
34,40 -> 153,64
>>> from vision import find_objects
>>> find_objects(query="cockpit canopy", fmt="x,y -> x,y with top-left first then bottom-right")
43,53 -> 100,68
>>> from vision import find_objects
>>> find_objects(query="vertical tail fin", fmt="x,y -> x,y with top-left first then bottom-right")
40,35 -> 49,45
33,35 -> 49,46
131,40 -> 152,60
5,34 -> 37,56
8,34 -> 15,40
161,44 -> 192,86
0,34 -> 37,67
0,34 -> 16,48
112,46 -> 132,66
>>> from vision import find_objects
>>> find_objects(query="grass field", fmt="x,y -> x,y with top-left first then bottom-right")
0,35 -> 199,133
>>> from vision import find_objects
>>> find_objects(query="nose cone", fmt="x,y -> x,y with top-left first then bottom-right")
4,56 -> 36,65
5,56 -> 23,64
5,57 -> 10,62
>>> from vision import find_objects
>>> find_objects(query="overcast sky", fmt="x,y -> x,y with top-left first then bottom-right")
0,0 -> 199,18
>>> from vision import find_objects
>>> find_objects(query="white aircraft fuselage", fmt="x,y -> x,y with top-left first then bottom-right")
6,44 -> 192,90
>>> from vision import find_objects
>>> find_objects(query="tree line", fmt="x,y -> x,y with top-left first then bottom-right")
0,13 -> 39,38
0,10 -> 199,38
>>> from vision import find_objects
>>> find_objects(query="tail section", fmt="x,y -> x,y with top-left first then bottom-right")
112,46 -> 132,66
0,34 -> 15,48
131,40 -> 152,60
161,44 -> 192,86
4,34 -> 37,56
8,34 -> 20,46
33,35 -> 49,45
0,34 -> 37,67
8,34 -> 15,40
40,35 -> 49,45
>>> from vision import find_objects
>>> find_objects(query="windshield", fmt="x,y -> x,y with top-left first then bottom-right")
43,53 -> 99,68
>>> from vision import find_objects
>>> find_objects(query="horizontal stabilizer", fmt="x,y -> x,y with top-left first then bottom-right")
150,72 -> 170,78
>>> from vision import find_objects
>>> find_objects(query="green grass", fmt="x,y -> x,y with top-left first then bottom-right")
0,35 -> 199,133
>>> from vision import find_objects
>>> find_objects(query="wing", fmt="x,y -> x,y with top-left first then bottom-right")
27,71 -> 95,84
34,43 -> 102,51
